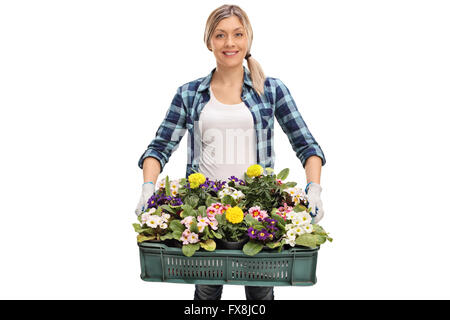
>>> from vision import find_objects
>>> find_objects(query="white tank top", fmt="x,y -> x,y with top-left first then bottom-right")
198,87 -> 257,181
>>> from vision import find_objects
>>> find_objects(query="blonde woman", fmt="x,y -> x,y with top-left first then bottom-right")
136,4 -> 326,300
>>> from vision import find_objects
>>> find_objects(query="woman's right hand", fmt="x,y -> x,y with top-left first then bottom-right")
135,183 -> 155,216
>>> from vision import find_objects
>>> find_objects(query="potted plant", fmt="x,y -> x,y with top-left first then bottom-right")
280,204 -> 333,249
214,205 -> 249,249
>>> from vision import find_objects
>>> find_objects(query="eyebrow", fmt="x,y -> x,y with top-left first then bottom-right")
215,27 -> 244,32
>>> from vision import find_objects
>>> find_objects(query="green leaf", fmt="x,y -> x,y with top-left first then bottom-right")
160,233 -> 174,241
221,195 -> 236,206
165,176 -> 171,197
215,213 -> 225,225
283,182 -> 297,188
199,239 -> 216,251
132,223 -> 145,233
293,204 -> 307,212
211,230 -> 223,239
185,196 -> 199,209
295,233 -> 317,248
312,224 -> 327,235
243,241 -> 264,256
244,214 -> 258,225
198,206 -> 206,217
190,219 -> 199,233
314,234 -> 327,245
169,220 -> 185,233
205,195 -> 216,207
181,204 -> 195,217
160,205 -> 176,214
276,168 -> 289,180
172,230 -> 182,240
265,241 -> 281,249
182,243 -> 200,257
244,172 -> 253,185
137,234 -> 156,243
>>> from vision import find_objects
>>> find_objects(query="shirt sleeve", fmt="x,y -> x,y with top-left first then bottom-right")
138,86 -> 188,171
273,78 -> 326,167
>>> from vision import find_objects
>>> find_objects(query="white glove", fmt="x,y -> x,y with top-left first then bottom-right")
135,183 -> 155,216
306,182 -> 324,224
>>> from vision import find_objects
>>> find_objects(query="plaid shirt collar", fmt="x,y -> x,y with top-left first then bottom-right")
197,66 -> 254,93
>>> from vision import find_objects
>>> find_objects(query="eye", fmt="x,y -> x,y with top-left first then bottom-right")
236,33 -> 243,37
216,34 -> 224,38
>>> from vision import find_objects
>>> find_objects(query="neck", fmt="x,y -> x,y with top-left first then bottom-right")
212,64 -> 244,87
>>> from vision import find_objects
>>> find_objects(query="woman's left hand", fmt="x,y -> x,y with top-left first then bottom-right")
306,182 -> 324,223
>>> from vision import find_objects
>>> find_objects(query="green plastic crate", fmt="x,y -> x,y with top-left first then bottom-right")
138,242 -> 319,286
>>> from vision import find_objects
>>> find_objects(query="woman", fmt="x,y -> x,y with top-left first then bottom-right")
135,4 -> 326,300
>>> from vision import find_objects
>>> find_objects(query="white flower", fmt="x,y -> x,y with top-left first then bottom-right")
285,211 -> 295,221
285,223 -> 294,230
161,213 -> 171,222
146,215 -> 161,228
218,187 -> 236,198
231,190 -> 244,200
140,212 -> 151,225
156,178 -> 167,190
303,224 -> 313,234
291,218 -> 303,228
159,222 -> 168,229
297,212 -> 312,225
285,238 -> 296,247
286,229 -> 297,239
294,226 -> 305,235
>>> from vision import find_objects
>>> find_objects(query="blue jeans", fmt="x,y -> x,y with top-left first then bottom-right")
194,285 -> 274,300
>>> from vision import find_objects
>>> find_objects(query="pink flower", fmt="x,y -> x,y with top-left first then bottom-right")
219,204 -> 231,214
180,216 -> 194,228
247,206 -> 268,219
275,203 -> 292,220
206,206 -> 220,220
206,203 -> 231,219
197,216 -> 210,233
276,179 -> 283,185
207,218 -> 218,230
181,229 -> 192,245
189,232 -> 199,244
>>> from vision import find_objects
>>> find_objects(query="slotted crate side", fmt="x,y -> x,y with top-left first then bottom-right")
227,257 -> 292,284
138,243 -> 319,286
163,254 -> 227,282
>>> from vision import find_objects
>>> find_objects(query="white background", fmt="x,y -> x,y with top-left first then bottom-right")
1,0 -> 449,299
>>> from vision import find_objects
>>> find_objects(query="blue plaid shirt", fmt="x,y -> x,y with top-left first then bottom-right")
138,66 -> 326,178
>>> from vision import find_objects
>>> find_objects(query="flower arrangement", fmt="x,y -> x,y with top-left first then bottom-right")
134,165 -> 332,256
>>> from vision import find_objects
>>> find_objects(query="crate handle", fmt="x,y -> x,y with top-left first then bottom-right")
291,250 -> 296,285
160,246 -> 165,281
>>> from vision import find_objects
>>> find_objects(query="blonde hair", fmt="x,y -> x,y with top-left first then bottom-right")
204,4 -> 266,96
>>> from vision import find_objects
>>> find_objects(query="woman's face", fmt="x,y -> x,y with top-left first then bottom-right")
210,16 -> 248,68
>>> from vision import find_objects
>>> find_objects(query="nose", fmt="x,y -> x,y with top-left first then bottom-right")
225,36 -> 235,48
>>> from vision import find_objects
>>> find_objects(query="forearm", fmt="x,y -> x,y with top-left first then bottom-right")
305,155 -> 322,184
142,157 -> 161,184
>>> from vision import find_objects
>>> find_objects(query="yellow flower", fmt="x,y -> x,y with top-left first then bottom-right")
246,164 -> 263,177
188,173 -> 206,189
225,206 -> 244,224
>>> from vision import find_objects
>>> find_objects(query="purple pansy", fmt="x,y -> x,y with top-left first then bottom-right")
247,227 -> 258,239
256,229 -> 270,241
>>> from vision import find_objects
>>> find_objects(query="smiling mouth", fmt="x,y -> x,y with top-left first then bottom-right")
223,51 -> 239,56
